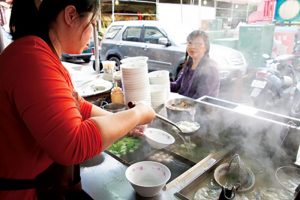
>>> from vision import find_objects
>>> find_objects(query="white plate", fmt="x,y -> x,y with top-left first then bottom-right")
76,78 -> 113,97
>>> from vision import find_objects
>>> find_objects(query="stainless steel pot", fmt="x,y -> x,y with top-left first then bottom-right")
165,97 -> 197,122
102,103 -> 127,113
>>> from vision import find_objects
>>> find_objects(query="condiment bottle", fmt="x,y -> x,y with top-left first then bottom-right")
111,83 -> 124,104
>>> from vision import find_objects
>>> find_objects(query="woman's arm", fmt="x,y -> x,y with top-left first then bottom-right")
90,104 -> 112,117
91,103 -> 154,150
170,70 -> 184,92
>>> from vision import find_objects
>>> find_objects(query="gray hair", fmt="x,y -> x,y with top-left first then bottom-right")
187,30 -> 210,55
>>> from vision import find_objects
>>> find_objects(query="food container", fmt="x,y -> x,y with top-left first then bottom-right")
102,60 -> 116,81
165,97 -> 198,122
111,86 -> 124,104
102,103 -> 127,113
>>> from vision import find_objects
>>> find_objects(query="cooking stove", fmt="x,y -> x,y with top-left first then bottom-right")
106,96 -> 300,199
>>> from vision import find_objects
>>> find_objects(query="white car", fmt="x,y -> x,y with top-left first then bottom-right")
100,20 -> 247,83
1,27 -> 12,50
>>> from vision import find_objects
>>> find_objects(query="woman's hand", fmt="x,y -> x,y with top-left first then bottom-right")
129,101 -> 156,125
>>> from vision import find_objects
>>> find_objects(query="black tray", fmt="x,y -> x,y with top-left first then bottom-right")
105,137 -> 196,183
105,134 -> 227,184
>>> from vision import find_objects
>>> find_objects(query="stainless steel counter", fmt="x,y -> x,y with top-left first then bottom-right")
79,95 -> 300,200
80,152 -> 178,200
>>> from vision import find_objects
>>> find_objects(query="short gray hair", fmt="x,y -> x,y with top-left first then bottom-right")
187,30 -> 210,55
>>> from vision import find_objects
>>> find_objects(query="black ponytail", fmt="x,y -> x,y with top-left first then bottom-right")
10,0 -> 39,40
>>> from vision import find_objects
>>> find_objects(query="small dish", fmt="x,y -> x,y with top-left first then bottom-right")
76,79 -> 113,97
144,128 -> 175,149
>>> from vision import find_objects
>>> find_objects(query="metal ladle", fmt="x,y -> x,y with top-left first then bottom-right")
127,102 -> 200,147
155,114 -> 183,134
155,114 -> 187,142
155,113 -> 201,152
155,113 -> 200,136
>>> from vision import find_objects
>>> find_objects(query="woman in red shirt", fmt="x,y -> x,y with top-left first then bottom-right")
0,0 -> 155,199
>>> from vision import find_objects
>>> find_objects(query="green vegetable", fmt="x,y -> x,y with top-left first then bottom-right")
108,136 -> 141,157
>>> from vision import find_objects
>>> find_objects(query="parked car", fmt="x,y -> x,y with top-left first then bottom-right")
1,27 -> 12,51
100,20 -> 247,82
61,40 -> 94,63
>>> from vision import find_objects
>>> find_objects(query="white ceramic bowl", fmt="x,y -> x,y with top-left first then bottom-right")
125,161 -> 171,197
148,70 -> 170,85
144,128 -> 175,149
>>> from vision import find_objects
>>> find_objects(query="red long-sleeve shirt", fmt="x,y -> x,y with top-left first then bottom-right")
0,36 -> 102,199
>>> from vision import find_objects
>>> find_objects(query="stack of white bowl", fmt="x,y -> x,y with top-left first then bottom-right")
148,70 -> 170,108
120,57 -> 151,105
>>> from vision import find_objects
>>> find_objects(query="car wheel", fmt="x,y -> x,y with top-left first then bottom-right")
93,60 -> 103,72
83,57 -> 91,63
108,56 -> 121,71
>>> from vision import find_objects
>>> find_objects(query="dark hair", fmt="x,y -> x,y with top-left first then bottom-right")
10,0 -> 99,44
186,30 -> 210,55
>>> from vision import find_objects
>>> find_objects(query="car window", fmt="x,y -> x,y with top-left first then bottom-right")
105,25 -> 123,39
143,27 -> 165,44
122,26 -> 142,42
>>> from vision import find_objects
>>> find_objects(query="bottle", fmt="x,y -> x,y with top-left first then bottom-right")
111,83 -> 124,104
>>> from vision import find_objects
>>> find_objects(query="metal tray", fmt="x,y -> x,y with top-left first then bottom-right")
165,136 -> 225,164
105,135 -> 227,184
105,137 -> 196,183
175,153 -> 295,200
145,149 -> 196,183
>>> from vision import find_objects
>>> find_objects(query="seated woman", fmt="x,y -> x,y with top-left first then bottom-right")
171,30 -> 220,99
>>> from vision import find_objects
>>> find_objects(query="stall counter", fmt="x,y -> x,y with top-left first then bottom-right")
80,152 -> 178,200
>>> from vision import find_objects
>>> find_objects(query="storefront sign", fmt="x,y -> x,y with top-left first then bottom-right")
274,0 -> 300,22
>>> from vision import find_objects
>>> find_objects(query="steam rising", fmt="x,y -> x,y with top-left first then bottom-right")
166,97 -> 300,170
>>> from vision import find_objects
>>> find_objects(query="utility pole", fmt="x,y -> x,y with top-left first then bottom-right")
93,24 -> 100,72
112,0 -> 115,22
180,0 -> 183,23
198,0 -> 202,29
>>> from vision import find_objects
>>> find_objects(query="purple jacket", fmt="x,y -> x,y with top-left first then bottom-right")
171,55 -> 220,99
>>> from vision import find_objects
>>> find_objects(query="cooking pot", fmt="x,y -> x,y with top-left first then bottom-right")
102,103 -> 127,113
165,97 -> 197,122
214,154 -> 255,193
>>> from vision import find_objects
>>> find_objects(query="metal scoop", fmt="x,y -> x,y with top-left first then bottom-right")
127,102 -> 199,137
156,114 -> 199,135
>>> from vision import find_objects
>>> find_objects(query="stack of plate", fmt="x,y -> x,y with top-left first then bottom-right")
148,70 -> 170,108
121,57 -> 151,105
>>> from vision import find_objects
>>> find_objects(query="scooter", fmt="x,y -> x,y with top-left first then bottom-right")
292,41 -> 300,70
250,54 -> 300,117
290,83 -> 300,119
